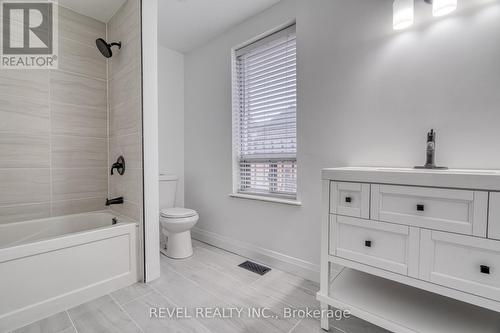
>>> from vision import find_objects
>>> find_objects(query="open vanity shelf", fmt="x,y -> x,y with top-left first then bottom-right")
317,167 -> 500,333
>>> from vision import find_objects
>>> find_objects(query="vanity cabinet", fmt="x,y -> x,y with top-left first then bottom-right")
318,168 -> 500,333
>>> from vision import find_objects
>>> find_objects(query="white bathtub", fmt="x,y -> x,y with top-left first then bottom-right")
0,212 -> 139,331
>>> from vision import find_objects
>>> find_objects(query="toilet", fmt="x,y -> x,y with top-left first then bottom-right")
159,174 -> 199,259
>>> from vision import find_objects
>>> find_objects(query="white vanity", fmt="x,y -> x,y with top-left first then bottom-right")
317,167 -> 500,333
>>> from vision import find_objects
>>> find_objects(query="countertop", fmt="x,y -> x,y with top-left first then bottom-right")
322,167 -> 500,190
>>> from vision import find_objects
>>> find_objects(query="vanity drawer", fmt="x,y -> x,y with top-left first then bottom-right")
330,182 -> 370,219
420,230 -> 500,302
371,184 -> 488,236
330,215 -> 419,276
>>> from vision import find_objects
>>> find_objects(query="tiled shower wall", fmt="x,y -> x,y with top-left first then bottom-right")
108,0 -> 143,222
0,7 -> 108,224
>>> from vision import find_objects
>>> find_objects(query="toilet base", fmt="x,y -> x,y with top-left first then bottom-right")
165,230 -> 193,259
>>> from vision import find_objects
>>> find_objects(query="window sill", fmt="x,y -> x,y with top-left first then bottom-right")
229,193 -> 302,206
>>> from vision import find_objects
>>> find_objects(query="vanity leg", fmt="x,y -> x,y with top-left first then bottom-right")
320,180 -> 331,331
320,302 -> 330,331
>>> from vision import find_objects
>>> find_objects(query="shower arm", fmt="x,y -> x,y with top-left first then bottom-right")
110,42 -> 122,49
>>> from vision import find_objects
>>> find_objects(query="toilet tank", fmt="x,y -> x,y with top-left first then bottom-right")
159,174 -> 178,209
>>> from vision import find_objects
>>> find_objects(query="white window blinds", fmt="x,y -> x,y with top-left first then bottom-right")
234,25 -> 297,199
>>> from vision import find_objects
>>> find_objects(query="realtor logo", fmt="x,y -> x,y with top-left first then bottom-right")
1,0 -> 58,69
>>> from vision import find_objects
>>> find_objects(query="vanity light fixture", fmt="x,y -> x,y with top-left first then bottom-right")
427,0 -> 458,17
393,0 -> 415,30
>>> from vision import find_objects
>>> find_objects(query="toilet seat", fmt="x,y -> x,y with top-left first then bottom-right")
160,207 -> 197,219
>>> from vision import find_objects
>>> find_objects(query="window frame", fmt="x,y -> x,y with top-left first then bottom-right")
231,23 -> 299,203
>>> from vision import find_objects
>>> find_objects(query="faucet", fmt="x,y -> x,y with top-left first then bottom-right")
415,129 -> 448,170
424,129 -> 436,168
106,197 -> 124,206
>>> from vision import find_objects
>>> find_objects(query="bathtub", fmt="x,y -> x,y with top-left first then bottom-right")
0,212 -> 139,331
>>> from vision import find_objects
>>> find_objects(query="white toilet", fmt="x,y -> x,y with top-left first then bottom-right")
159,174 -> 199,259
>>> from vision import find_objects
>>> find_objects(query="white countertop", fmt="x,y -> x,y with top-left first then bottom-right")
322,167 -> 500,190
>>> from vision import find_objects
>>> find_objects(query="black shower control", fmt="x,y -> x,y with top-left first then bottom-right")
480,265 -> 490,275
417,204 -> 425,211
365,240 -> 372,248
345,197 -> 352,203
111,156 -> 125,175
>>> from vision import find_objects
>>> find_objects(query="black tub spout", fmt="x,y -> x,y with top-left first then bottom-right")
106,197 -> 124,206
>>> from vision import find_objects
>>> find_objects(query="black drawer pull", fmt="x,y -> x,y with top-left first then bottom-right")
345,197 -> 352,203
417,204 -> 425,211
480,265 -> 490,275
365,240 -> 372,248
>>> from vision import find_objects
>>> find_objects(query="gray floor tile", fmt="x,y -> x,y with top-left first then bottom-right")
13,311 -> 74,333
111,282 -> 153,306
68,295 -> 141,333
123,291 -> 211,333
250,269 -> 320,309
15,242 -> 386,333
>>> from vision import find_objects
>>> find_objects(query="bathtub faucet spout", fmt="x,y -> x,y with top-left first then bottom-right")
106,197 -> 124,206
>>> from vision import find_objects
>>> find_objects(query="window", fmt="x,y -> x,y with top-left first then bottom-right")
233,25 -> 297,200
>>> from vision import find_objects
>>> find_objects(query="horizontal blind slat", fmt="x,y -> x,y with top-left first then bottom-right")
235,25 -> 297,198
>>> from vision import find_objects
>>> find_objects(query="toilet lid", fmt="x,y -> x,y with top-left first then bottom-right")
160,208 -> 197,218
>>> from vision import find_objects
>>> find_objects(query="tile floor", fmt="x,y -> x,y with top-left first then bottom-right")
12,240 -> 388,333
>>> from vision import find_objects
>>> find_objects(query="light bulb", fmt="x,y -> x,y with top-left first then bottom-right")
433,0 -> 457,17
393,0 -> 414,31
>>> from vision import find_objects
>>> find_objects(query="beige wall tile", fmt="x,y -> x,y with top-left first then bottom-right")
51,197 -> 106,216
0,203 -> 51,225
0,133 -> 49,168
52,168 -> 107,201
59,38 -> 107,80
0,96 -> 49,134
51,103 -> 107,138
109,98 -> 141,137
111,200 -> 142,222
108,38 -> 141,79
50,70 -> 107,108
59,6 -> 106,48
109,65 -> 141,109
52,136 -> 107,168
107,0 -> 140,49
107,0 -> 143,225
0,169 -> 50,206
110,168 -> 143,204
109,133 -> 143,169
0,70 -> 48,100
0,7 -> 114,225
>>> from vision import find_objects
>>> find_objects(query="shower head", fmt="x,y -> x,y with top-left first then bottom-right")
95,38 -> 121,58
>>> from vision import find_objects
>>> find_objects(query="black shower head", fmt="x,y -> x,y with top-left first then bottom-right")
95,38 -> 121,58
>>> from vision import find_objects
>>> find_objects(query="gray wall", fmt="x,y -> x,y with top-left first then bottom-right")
158,45 -> 185,207
0,7 -> 108,224
184,0 -> 500,274
108,0 -> 143,222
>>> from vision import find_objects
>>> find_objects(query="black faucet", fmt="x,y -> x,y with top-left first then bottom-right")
111,156 -> 125,175
106,197 -> 124,206
424,129 -> 436,168
415,129 -> 448,170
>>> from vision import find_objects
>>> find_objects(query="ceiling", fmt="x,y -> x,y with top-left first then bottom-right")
59,0 -> 126,22
158,0 -> 282,53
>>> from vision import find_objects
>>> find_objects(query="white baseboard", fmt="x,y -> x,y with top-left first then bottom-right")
191,227 -> 320,283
